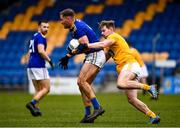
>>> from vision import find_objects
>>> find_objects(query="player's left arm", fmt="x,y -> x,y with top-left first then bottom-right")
78,35 -> 89,45
59,35 -> 90,69
58,36 -> 88,70
70,35 -> 90,55
88,39 -> 115,49
38,44 -> 51,62
38,44 -> 54,69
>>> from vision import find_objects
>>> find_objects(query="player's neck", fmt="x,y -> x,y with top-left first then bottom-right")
70,24 -> 76,32
39,31 -> 46,38
108,31 -> 114,37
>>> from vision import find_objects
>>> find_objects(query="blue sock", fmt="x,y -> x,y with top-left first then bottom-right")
85,106 -> 91,116
31,99 -> 38,105
91,98 -> 100,109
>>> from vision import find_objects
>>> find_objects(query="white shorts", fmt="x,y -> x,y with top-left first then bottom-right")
27,68 -> 50,80
140,65 -> 149,78
121,62 -> 141,78
84,50 -> 106,68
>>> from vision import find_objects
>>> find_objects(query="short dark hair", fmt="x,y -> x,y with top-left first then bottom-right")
38,20 -> 48,26
99,20 -> 115,29
60,8 -> 75,17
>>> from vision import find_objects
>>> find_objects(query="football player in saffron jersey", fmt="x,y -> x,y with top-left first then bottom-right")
26,21 -> 54,117
84,20 -> 160,124
128,44 -> 150,95
59,8 -> 106,123
129,44 -> 149,85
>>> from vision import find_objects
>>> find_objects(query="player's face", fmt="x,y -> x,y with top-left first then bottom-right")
39,23 -> 49,35
101,26 -> 112,38
60,15 -> 73,29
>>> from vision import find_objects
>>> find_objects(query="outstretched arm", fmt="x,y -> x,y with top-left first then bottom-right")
88,39 -> 114,49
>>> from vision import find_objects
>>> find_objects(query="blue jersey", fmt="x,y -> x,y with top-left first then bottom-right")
71,19 -> 101,53
28,32 -> 47,68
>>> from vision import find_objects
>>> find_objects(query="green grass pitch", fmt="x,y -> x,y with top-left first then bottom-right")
0,92 -> 180,127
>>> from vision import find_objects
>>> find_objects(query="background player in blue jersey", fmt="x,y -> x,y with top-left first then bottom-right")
59,8 -> 106,123
26,21 -> 54,117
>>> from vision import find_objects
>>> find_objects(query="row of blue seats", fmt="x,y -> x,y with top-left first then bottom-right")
0,0 -> 177,29
128,2 -> 179,59
32,0 -> 107,21
0,69 -> 27,86
83,0 -> 154,28
165,3 -> 180,12
31,0 -> 156,26
146,63 -> 176,77
0,77 -> 27,86
0,31 -> 34,83
0,0 -> 38,29
82,3 -> 179,32
129,33 -> 180,42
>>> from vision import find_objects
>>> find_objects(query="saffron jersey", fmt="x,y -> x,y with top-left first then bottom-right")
130,47 -> 145,67
107,33 -> 136,73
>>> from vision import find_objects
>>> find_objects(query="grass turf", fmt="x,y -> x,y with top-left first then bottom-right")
0,92 -> 179,127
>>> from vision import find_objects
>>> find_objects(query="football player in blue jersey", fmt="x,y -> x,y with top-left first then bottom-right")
59,8 -> 106,123
26,21 -> 54,117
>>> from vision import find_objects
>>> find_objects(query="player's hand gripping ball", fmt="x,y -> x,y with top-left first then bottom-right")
67,39 -> 79,53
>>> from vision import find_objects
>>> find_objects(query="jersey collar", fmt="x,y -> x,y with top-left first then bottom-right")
38,31 -> 46,38
70,24 -> 77,32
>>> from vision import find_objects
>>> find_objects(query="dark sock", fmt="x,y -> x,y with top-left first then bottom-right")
85,106 -> 91,116
91,98 -> 100,110
31,99 -> 38,106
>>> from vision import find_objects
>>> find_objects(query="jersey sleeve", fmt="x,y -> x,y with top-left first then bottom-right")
107,34 -> 117,42
37,35 -> 45,45
75,28 -> 86,39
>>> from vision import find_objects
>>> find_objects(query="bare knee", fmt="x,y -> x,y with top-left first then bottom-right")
47,86 -> 50,93
127,97 -> 136,104
117,80 -> 127,89
77,77 -> 86,88
43,84 -> 50,94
